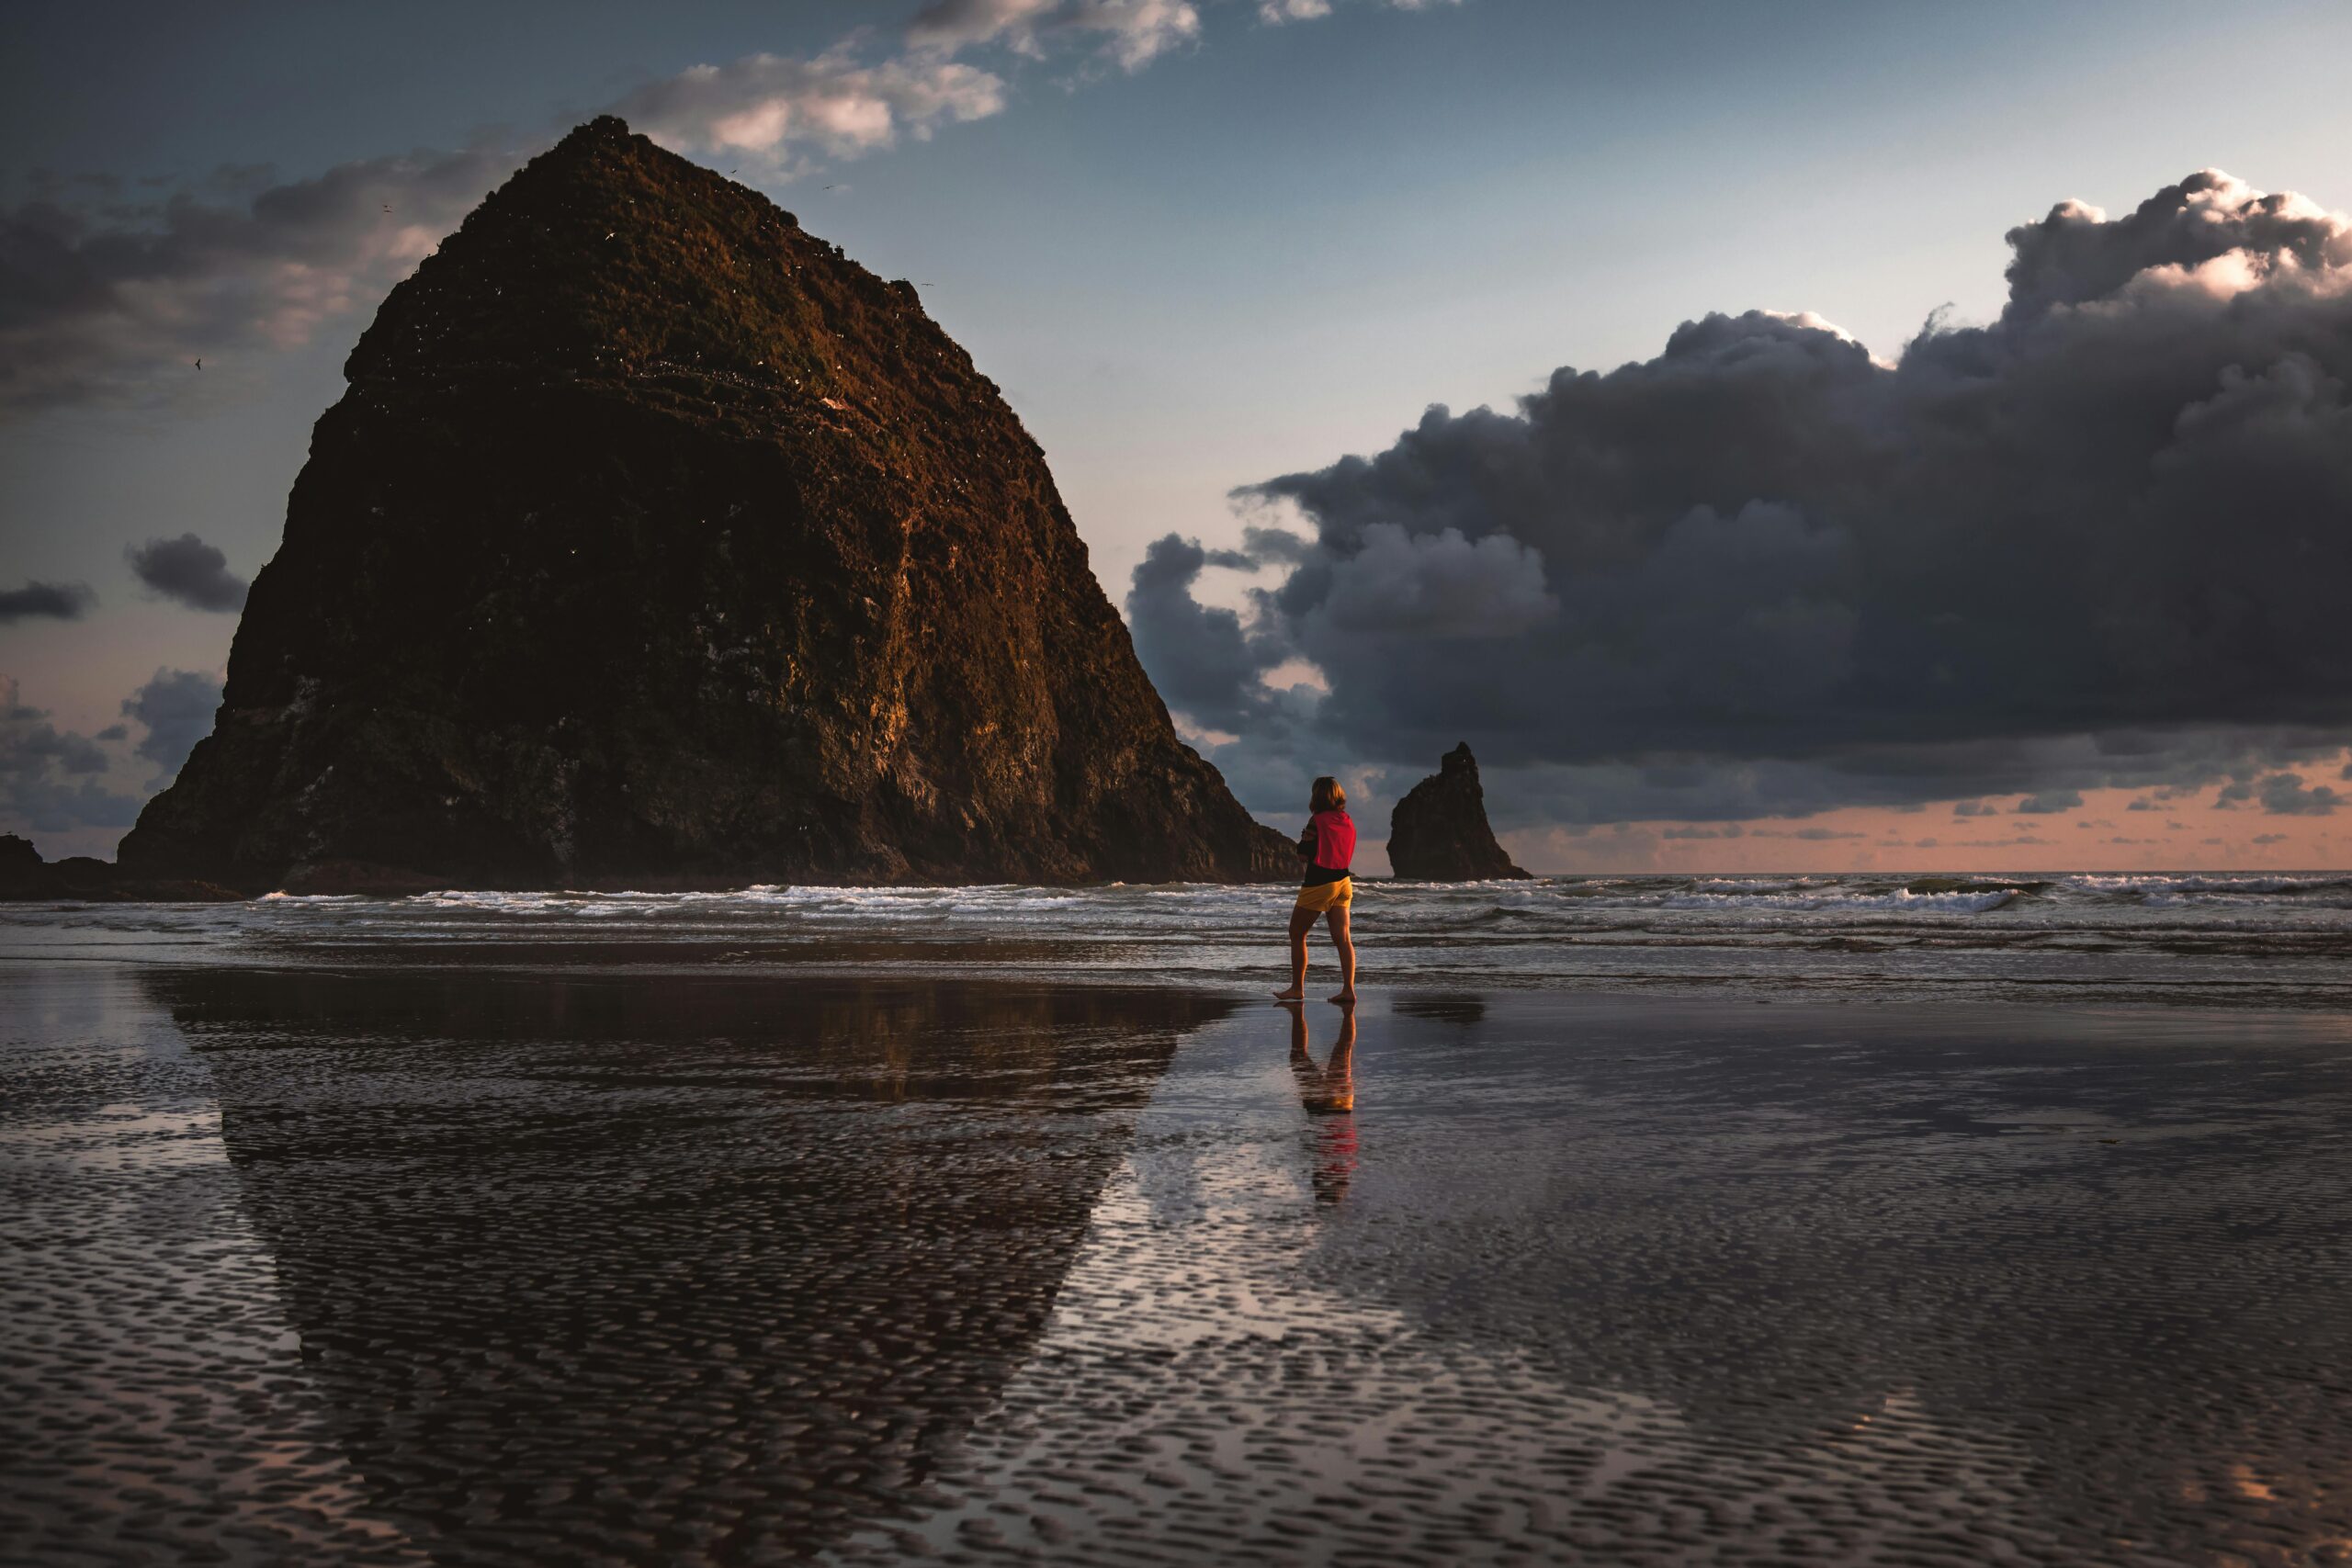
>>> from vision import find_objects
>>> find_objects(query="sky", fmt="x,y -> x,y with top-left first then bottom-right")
5,0 -> 2351,871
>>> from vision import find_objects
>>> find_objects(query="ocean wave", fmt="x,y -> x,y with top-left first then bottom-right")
2067,874 -> 2352,901
1659,889 -> 2016,914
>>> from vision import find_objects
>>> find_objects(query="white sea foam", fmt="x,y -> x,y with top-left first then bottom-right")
1661,889 -> 2015,914
15,870 -> 2349,1010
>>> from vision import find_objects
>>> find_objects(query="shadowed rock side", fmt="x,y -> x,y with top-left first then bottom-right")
1386,742 -> 1532,881
118,117 -> 1291,894
153,968 -> 1227,1565
0,832 -> 239,901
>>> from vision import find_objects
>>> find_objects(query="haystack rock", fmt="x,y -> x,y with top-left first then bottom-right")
119,118 -> 1293,894
1386,743 -> 1532,882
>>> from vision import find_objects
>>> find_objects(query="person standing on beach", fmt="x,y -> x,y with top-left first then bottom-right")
1274,775 -> 1358,1006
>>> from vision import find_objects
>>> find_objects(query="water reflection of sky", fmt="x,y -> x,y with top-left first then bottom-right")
7,963 -> 2352,1563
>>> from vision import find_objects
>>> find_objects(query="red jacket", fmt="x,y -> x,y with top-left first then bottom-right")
1301,808 -> 1357,874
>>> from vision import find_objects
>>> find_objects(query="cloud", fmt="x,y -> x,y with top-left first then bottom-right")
0,144 -> 523,413
1314,523 -> 1555,638
126,533 -> 248,613
1136,170 -> 2352,829
120,667 -> 222,776
616,48 -> 1007,163
1257,0 -> 1464,22
2015,789 -> 2082,814
8,0 -> 1458,417
910,0 -> 1202,70
2255,771 -> 2341,816
1125,533 -> 1284,731
0,581 -> 95,623
0,675 -> 141,835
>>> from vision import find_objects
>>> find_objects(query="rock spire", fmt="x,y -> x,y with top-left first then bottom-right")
120,118 -> 1291,892
1386,743 -> 1532,882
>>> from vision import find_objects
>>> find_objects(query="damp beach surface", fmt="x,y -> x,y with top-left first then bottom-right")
6,908 -> 2352,1565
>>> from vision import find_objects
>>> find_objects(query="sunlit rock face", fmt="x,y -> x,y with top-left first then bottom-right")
1386,742 -> 1531,881
120,118 -> 1290,892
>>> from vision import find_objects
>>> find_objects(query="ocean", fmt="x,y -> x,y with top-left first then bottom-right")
6,875 -> 2352,1564
10,870 -> 2351,1008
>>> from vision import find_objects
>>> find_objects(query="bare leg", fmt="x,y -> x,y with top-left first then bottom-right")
1325,906 -> 1357,1004
1273,906 -> 1316,999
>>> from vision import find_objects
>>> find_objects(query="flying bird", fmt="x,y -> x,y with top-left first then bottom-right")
194,358 -> 201,370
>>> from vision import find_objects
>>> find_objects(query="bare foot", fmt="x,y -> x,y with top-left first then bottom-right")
1327,991 -> 1357,1007
1272,989 -> 1306,1002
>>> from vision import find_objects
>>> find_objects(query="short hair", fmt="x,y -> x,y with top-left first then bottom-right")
1310,775 -> 1346,813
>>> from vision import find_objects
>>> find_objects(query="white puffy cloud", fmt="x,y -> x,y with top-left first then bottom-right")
910,0 -> 1202,70
615,48 -> 1007,162
1258,0 -> 1463,22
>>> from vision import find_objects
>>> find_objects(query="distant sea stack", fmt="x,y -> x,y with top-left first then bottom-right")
1386,744 -> 1532,882
119,118 -> 1292,894
0,833 -> 237,902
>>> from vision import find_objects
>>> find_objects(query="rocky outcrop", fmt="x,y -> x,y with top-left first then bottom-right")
0,835 -> 240,901
117,118 -> 1292,894
1386,744 -> 1532,882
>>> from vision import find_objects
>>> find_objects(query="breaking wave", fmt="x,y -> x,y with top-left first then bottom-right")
13,869 -> 2352,1011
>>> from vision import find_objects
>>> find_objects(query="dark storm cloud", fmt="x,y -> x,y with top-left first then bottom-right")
1136,170 -> 2352,826
0,676 -> 140,834
1125,534 -> 1283,733
126,533 -> 248,613
120,668 -> 223,777
2254,772 -> 2341,815
2015,789 -> 2083,815
0,144 -> 522,412
0,580 -> 94,622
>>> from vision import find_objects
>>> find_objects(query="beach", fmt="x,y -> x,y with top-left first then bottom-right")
6,886 -> 2352,1564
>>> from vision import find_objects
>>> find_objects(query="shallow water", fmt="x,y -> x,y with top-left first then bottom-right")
7,870 -> 2352,1010
6,951 -> 2351,1565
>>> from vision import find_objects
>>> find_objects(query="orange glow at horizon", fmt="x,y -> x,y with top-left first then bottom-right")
1485,758 -> 2352,876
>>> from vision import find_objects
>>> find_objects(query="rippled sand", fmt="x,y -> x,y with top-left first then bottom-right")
6,960 -> 2351,1564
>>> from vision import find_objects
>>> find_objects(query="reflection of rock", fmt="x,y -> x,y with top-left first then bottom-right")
118,117 -> 1289,894
1386,743 -> 1531,881
151,968 -> 1226,1564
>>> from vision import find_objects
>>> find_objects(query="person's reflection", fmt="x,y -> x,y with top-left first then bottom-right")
1288,1005 -> 1359,1207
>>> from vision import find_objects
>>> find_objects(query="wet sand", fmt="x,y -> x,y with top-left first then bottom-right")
6,960 -> 2352,1564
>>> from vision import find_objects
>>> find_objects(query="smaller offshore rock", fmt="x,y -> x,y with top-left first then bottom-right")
1386,743 -> 1532,882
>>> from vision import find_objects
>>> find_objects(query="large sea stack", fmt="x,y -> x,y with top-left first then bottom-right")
1386,743 -> 1532,882
120,118 -> 1291,893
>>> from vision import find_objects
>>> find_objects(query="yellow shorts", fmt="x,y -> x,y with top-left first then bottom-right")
1294,877 -> 1353,915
